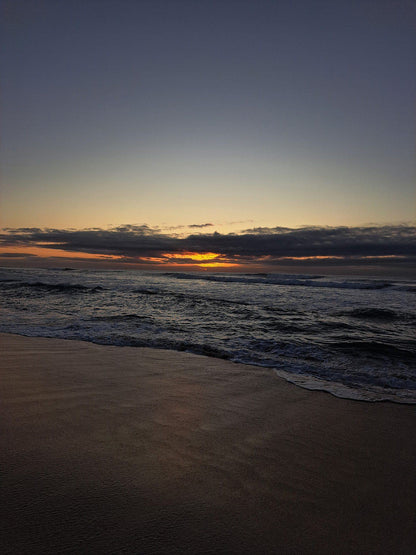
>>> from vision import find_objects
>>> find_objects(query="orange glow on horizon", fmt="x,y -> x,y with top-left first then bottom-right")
1,245 -> 406,270
199,262 -> 240,268
162,251 -> 240,268
163,251 -> 221,261
146,252 -> 240,268
0,245 -> 122,260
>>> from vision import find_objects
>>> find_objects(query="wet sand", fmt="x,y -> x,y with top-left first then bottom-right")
1,332 -> 415,554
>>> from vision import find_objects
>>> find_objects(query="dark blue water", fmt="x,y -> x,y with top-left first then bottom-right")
1,267 -> 415,403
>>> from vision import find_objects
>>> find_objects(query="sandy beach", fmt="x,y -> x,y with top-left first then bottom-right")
1,332 -> 415,554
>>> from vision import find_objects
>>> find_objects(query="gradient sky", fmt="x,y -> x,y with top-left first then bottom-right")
1,0 -> 415,272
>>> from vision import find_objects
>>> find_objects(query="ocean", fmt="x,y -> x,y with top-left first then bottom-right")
1,267 -> 415,403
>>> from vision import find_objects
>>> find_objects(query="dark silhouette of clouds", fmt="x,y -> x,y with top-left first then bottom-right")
1,224 -> 415,266
0,252 -> 38,258
188,223 -> 214,229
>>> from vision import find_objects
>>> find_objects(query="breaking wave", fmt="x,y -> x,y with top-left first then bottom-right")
163,273 -> 394,290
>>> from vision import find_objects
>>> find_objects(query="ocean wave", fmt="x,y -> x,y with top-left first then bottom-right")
90,334 -> 232,360
344,308 -> 399,320
162,272 -> 393,290
170,341 -> 231,359
332,340 -> 415,360
257,318 -> 305,333
133,287 -> 252,307
336,307 -> 416,324
395,285 -> 416,293
163,272 -> 323,279
0,281 -> 104,293
91,313 -> 148,322
261,306 -> 300,315
273,369 -> 416,404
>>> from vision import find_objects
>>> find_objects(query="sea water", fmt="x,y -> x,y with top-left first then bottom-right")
1,267 -> 415,403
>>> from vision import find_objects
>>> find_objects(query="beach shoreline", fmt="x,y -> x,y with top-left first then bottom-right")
1,332 -> 415,553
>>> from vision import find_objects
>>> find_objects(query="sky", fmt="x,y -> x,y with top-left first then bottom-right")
1,0 -> 415,273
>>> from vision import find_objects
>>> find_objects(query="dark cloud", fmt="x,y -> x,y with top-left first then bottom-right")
112,224 -> 159,235
241,226 -> 293,234
184,225 -> 416,259
1,224 -> 415,267
0,252 -> 38,258
188,223 -> 214,228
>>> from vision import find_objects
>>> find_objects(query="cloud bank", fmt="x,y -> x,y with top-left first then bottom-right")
1,224 -> 415,271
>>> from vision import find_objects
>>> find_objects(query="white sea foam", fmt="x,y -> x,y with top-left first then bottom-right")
273,369 -> 416,404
